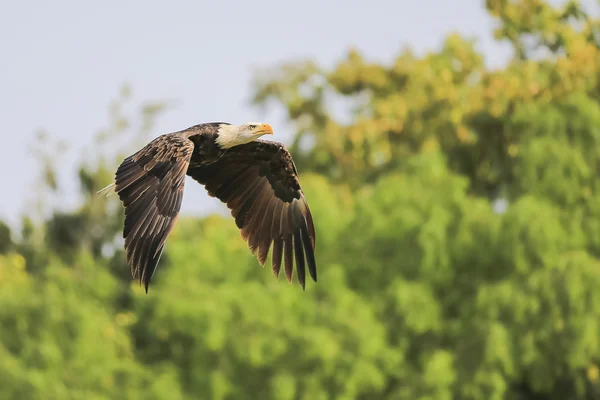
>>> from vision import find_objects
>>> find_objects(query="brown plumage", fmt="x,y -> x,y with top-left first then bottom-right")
103,122 -> 316,293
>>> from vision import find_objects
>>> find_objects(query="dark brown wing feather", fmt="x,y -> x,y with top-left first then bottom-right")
113,134 -> 194,293
187,140 -> 317,289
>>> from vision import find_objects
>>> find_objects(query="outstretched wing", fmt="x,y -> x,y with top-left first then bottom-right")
186,140 -> 317,289
113,134 -> 194,292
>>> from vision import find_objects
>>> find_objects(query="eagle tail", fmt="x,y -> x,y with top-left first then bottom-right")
97,182 -> 116,198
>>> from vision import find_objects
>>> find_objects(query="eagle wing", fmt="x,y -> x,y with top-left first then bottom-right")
113,134 -> 194,292
186,140 -> 317,289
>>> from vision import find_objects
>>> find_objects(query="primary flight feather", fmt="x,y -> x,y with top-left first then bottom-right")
101,122 -> 317,293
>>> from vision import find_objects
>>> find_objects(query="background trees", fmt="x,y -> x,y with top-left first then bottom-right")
2,1 -> 600,398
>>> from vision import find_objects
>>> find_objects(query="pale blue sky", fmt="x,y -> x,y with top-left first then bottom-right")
0,0 -> 514,228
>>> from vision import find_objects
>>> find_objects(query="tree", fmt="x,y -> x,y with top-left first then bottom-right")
249,0 -> 600,398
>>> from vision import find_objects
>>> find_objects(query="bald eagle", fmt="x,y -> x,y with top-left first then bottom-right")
100,122 -> 316,293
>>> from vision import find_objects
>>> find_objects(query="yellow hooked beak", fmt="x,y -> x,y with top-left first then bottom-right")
255,123 -> 273,135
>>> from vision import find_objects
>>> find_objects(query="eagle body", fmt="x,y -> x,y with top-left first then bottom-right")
105,122 -> 316,292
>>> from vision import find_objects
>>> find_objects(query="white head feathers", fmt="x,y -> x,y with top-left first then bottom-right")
215,122 -> 274,149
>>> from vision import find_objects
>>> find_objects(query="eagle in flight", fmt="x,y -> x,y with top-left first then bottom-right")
100,122 -> 316,293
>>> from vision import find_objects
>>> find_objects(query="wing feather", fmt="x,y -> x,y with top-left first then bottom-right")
257,195 -> 277,266
293,232 -> 306,288
271,236 -> 283,278
113,134 -> 193,293
283,234 -> 294,283
187,140 -> 317,289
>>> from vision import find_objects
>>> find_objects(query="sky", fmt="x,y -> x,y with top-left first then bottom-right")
0,0 -> 514,229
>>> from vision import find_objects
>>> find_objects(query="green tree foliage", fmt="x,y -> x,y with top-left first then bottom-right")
1,1 -> 600,399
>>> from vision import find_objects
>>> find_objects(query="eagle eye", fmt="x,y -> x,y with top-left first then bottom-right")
248,124 -> 257,130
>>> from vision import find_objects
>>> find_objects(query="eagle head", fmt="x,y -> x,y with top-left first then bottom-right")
216,122 -> 273,148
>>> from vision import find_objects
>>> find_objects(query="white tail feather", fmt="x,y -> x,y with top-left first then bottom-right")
97,182 -> 116,198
